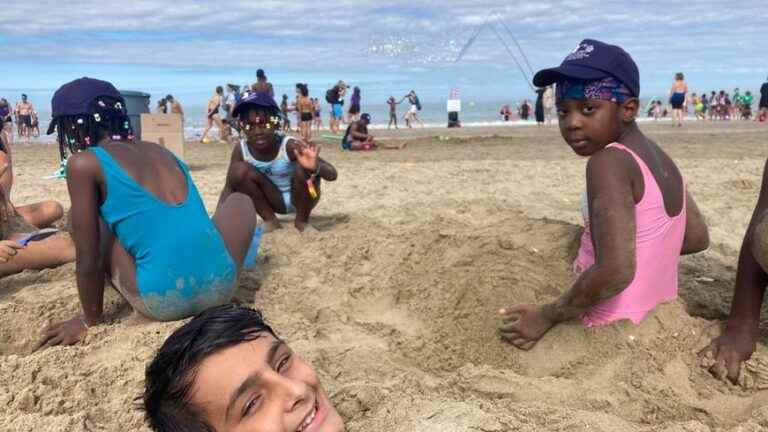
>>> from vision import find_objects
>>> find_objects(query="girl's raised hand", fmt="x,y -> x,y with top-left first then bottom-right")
294,142 -> 320,172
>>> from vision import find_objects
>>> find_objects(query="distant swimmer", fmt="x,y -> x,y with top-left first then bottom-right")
498,39 -> 709,350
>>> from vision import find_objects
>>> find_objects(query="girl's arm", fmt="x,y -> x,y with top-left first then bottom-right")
66,152 -> 107,326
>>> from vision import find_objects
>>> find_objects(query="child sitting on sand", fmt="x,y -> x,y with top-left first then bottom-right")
218,92 -> 337,233
702,160 -> 768,384
342,113 -> 377,151
498,39 -> 709,350
0,164 -> 75,278
143,304 -> 345,432
35,78 -> 257,350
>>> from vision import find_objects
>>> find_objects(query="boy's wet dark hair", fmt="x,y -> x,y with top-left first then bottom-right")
142,304 -> 277,432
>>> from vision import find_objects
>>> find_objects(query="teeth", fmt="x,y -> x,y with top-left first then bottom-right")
296,405 -> 317,432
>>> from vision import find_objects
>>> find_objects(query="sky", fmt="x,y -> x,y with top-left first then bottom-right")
1,0 -> 767,110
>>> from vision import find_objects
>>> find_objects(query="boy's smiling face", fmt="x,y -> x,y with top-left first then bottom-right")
556,98 -> 637,156
190,333 -> 345,432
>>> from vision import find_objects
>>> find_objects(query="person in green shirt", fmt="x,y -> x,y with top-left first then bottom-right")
742,91 -> 754,120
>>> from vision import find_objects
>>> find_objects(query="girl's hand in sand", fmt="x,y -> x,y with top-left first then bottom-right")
294,142 -> 319,172
498,304 -> 554,350
34,316 -> 88,351
0,240 -> 23,262
700,323 -> 758,384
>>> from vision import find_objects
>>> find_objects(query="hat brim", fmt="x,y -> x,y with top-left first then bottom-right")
533,64 -> 609,87
232,101 -> 279,118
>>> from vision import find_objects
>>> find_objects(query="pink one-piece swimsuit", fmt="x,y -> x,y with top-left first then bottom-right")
573,143 -> 687,327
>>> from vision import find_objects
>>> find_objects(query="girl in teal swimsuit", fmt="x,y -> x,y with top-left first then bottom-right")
36,78 -> 257,350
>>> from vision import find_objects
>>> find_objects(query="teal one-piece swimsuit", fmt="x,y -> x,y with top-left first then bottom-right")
89,147 -> 237,321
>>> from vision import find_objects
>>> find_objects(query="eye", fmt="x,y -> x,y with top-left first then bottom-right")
582,104 -> 597,114
242,394 -> 261,417
556,107 -> 567,117
277,353 -> 292,373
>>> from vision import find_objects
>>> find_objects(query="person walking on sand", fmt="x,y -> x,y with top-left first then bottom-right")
14,94 -> 34,141
669,73 -> 688,127
348,86 -> 361,122
387,96 -> 401,129
327,81 -> 347,134
201,86 -> 226,144
295,84 -> 314,142
403,90 -> 424,128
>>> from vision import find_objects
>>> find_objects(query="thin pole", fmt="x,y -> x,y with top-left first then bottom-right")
488,21 -> 534,90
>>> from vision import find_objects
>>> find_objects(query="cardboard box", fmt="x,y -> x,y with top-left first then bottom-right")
140,114 -> 185,161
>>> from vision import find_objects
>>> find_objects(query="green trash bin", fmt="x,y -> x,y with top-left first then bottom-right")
119,90 -> 150,140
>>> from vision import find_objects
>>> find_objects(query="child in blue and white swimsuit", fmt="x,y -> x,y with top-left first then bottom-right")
218,92 -> 337,232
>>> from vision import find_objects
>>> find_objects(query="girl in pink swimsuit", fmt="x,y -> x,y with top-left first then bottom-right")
499,40 -> 709,350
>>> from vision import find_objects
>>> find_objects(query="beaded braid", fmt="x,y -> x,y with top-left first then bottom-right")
53,96 -> 134,161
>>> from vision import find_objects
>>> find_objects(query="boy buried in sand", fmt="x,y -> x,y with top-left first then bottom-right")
702,160 -> 768,384
218,92 -> 338,233
36,78 -> 257,350
498,39 -> 709,350
0,164 -> 75,278
143,304 -> 345,432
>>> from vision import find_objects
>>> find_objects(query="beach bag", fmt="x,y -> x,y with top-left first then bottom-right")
325,88 -> 336,104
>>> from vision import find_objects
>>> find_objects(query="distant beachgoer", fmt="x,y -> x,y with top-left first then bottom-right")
327,81 -> 347,134
387,96 -> 400,129
219,92 -> 338,232
724,92 -> 733,121
0,162 -> 75,279
403,90 -> 424,128
700,93 -> 709,120
166,95 -> 184,122
280,94 -> 292,133
519,100 -> 530,121
142,304 -> 346,432
251,69 -> 275,99
669,72 -> 688,127
500,39 -> 709,350
342,113 -> 377,151
692,93 -> 705,120
312,98 -> 323,132
732,88 -> 743,119
155,98 -> 167,114
708,91 -> 718,121
348,86 -> 361,122
0,99 -> 12,146
742,91 -> 754,120
36,77 -> 256,349
14,94 -> 34,141
296,84 -> 314,142
201,86 -> 226,143
535,88 -> 546,126
759,77 -> 768,121
701,159 -> 768,384
499,105 -> 512,121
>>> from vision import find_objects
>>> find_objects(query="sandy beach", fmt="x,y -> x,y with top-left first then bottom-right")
2,121 -> 768,431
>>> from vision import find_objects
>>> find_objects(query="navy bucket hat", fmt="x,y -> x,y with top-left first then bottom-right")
46,77 -> 125,134
232,92 -> 280,118
533,39 -> 640,97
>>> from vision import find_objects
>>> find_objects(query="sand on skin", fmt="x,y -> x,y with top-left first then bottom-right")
2,122 -> 768,431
